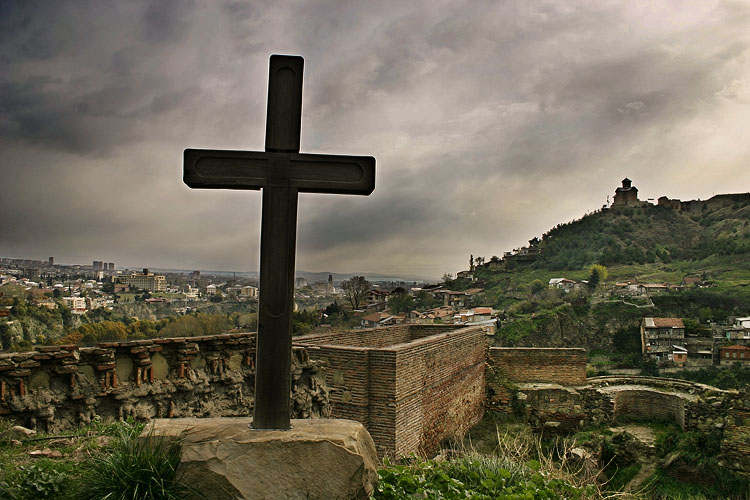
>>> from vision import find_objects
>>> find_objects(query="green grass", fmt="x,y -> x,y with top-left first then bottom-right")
75,428 -> 189,500
605,462 -> 641,492
1,418 -> 196,500
644,471 -> 711,499
373,454 -> 596,500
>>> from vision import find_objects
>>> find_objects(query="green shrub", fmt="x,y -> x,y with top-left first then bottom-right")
373,454 -> 592,499
75,427 -> 195,500
0,462 -> 70,500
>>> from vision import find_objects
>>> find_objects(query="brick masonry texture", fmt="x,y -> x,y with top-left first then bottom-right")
0,333 -> 328,432
487,347 -> 587,385
296,325 -> 485,458
613,389 -> 686,428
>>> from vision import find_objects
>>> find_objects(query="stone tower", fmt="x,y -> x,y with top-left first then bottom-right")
613,178 -> 639,205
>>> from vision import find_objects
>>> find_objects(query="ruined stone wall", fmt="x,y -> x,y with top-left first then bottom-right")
658,193 -> 750,214
722,388 -> 750,477
516,385 -> 588,431
0,333 -> 328,432
486,369 -> 747,437
614,389 -> 686,427
297,325 -> 485,458
488,347 -> 587,385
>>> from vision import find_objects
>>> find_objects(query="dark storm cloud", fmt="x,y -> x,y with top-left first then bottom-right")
1,0 -> 748,276
141,0 -> 196,43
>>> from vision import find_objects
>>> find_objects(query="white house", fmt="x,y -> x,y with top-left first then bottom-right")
549,278 -> 576,292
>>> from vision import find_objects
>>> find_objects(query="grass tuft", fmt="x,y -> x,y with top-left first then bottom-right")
75,426 -> 191,500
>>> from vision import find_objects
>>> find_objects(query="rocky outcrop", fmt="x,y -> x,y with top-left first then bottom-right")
142,417 -> 379,500
0,333 -> 329,432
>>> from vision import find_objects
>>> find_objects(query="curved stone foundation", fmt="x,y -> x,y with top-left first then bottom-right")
613,389 -> 685,428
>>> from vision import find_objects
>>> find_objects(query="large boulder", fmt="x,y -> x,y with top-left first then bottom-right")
141,417 -> 378,500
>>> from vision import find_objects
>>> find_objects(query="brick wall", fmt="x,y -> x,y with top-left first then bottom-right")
296,325 -> 485,458
613,389 -> 686,428
488,347 -> 586,385
392,327 -> 485,457
296,326 -> 412,348
0,333 -> 328,432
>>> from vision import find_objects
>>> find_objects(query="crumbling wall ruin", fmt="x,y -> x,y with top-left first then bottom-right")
0,333 -> 328,432
296,324 -> 485,458
488,347 -> 587,385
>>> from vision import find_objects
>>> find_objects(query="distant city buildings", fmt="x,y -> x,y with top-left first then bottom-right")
117,269 -> 166,292
61,296 -> 87,314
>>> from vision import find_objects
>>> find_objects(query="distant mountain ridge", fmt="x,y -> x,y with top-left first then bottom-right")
142,267 -> 435,283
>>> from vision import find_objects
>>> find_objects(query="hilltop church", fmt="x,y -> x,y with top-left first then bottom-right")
613,177 -> 639,205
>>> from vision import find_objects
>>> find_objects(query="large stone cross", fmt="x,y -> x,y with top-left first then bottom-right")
183,55 -> 375,429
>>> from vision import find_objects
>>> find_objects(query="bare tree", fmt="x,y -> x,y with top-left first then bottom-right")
342,276 -> 369,309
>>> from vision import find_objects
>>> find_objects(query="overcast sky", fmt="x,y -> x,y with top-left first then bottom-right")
1,1 -> 749,280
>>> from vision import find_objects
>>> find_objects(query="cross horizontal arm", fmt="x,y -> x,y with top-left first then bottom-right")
183,149 -> 375,195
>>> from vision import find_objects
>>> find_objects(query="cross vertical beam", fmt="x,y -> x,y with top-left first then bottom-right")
254,56 -> 303,429
182,54 -> 375,431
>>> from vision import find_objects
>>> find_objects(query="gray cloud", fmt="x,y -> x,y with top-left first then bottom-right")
1,0 -> 749,277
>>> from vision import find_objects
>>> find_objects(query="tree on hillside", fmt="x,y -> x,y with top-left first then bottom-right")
342,276 -> 369,309
588,264 -> 608,289
414,291 -> 439,310
389,293 -> 415,314
324,301 -> 343,316
529,279 -> 546,295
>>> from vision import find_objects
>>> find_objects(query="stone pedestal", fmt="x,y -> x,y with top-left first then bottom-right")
140,418 -> 378,500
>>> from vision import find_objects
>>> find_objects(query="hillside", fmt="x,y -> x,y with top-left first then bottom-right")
448,194 -> 750,357
533,196 -> 750,270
